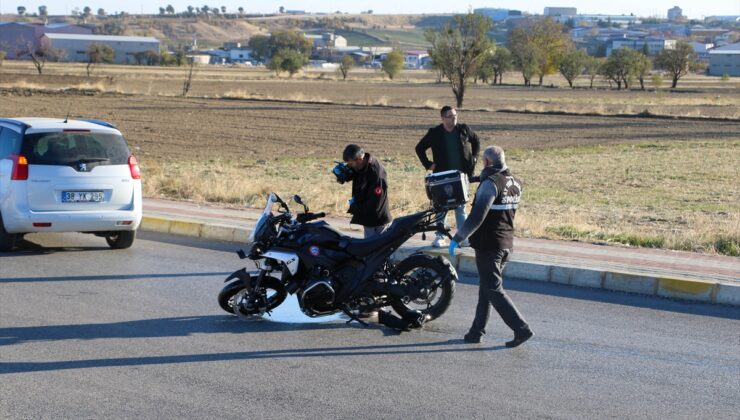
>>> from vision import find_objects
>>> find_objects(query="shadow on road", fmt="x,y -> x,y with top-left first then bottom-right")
0,271 -> 231,284
0,322 -> 503,373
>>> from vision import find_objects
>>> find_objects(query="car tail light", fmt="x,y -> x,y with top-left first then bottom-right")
10,154 -> 28,180
128,155 -> 141,180
33,222 -> 52,227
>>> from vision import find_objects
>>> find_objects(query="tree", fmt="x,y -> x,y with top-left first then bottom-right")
633,52 -> 652,90
425,12 -> 493,108
238,7 -> 244,16
338,54 -> 354,80
489,46 -> 513,85
97,8 -> 106,17
279,6 -> 285,14
583,55 -> 603,88
381,50 -> 404,80
17,41 -> 61,74
166,4 -> 175,14
655,41 -> 697,88
508,18 -> 569,86
221,6 -> 227,14
0,51 -> 6,67
86,43 -> 114,76
269,30 -> 312,57
476,50 -> 495,84
38,5 -> 48,17
247,35 -> 271,62
277,49 -> 307,77
267,52 -> 284,76
17,6 -> 27,16
557,47 -> 587,88
159,7 -> 166,15
602,48 -> 644,90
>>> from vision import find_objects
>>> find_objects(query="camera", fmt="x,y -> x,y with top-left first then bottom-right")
332,162 -> 354,184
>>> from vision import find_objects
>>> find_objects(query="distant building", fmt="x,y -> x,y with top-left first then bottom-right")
403,50 -> 429,69
544,7 -> 577,17
690,41 -> 714,60
573,14 -> 640,27
667,6 -> 683,21
0,22 -> 92,59
305,33 -> 347,48
708,43 -> 740,76
473,8 -> 522,22
41,33 -> 160,64
607,38 -> 676,56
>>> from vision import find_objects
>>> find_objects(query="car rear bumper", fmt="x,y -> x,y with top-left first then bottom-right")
2,209 -> 142,233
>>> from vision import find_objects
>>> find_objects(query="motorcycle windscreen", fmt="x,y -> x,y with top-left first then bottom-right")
248,192 -> 278,242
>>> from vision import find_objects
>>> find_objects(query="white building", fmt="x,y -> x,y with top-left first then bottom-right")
41,33 -> 160,64
708,43 -> 740,76
544,7 -> 577,16
608,38 -> 676,56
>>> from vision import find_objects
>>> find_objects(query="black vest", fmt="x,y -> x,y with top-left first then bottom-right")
469,169 -> 522,250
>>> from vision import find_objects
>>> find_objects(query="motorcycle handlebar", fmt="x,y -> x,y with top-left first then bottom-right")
296,212 -> 326,223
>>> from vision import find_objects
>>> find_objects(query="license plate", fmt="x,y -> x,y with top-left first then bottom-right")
62,191 -> 104,203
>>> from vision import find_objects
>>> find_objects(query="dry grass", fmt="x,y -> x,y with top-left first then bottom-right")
141,139 -> 740,256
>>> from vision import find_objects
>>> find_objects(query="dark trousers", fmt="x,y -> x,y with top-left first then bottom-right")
469,248 -> 530,337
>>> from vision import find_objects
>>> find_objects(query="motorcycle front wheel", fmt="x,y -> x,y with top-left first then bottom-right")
390,254 -> 456,322
218,276 -> 287,315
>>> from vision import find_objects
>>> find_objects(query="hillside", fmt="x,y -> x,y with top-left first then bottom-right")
1,13 -> 451,48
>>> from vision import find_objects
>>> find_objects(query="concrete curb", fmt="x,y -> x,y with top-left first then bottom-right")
140,216 -> 739,307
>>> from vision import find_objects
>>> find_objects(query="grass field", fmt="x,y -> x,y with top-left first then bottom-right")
1,63 -> 738,255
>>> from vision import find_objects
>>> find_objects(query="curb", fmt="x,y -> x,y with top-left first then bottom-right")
140,216 -> 740,307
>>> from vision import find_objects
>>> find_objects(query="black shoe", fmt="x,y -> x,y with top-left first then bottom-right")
463,332 -> 482,344
505,330 -> 534,348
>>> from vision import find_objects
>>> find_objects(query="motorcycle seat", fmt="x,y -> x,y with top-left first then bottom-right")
343,213 -> 425,256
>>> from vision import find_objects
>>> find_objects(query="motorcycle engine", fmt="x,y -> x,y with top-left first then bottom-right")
299,277 -> 336,316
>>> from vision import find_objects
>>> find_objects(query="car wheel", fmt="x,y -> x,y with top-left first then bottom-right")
0,212 -> 18,252
105,230 -> 136,249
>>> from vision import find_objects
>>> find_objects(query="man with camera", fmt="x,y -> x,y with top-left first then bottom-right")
416,105 -> 480,247
333,144 -> 391,238
448,145 -> 534,347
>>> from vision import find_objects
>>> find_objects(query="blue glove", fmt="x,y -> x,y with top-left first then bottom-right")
448,239 -> 459,258
348,196 -> 356,206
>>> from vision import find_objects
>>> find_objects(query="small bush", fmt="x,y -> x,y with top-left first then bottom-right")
721,73 -> 730,82
714,236 -> 739,256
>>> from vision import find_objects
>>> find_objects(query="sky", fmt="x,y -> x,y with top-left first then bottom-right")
0,1 -> 738,20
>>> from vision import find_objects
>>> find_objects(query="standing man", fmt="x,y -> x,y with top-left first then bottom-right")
340,144 -> 391,238
416,105 -> 480,247
449,145 -> 534,347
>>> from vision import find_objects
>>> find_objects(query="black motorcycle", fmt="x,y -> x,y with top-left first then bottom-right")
218,192 -> 457,327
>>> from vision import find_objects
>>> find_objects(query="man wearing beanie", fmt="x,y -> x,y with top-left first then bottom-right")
448,145 -> 534,347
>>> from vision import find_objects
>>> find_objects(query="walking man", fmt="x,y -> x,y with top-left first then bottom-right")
416,105 -> 480,247
449,145 -> 534,347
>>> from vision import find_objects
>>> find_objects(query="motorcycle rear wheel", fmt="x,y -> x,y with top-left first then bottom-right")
218,276 -> 287,315
390,254 -> 456,322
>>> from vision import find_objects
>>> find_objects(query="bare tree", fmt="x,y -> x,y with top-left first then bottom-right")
425,12 -> 493,108
86,44 -> 115,76
183,57 -> 196,96
17,39 -> 61,74
338,55 -> 354,80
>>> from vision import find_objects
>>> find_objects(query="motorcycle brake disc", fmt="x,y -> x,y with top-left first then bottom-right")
233,289 -> 265,320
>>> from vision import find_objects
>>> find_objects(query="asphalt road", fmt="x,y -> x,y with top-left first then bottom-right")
1,232 -> 739,419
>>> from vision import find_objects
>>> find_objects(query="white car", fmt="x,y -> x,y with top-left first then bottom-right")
0,117 -> 142,251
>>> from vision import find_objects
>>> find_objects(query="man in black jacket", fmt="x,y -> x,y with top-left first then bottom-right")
416,105 -> 480,247
449,145 -> 533,347
342,144 -> 391,238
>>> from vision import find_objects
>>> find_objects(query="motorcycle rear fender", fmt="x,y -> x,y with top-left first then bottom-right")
258,250 -> 300,275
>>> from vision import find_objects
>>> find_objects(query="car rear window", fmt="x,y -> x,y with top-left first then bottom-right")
21,132 -> 131,166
